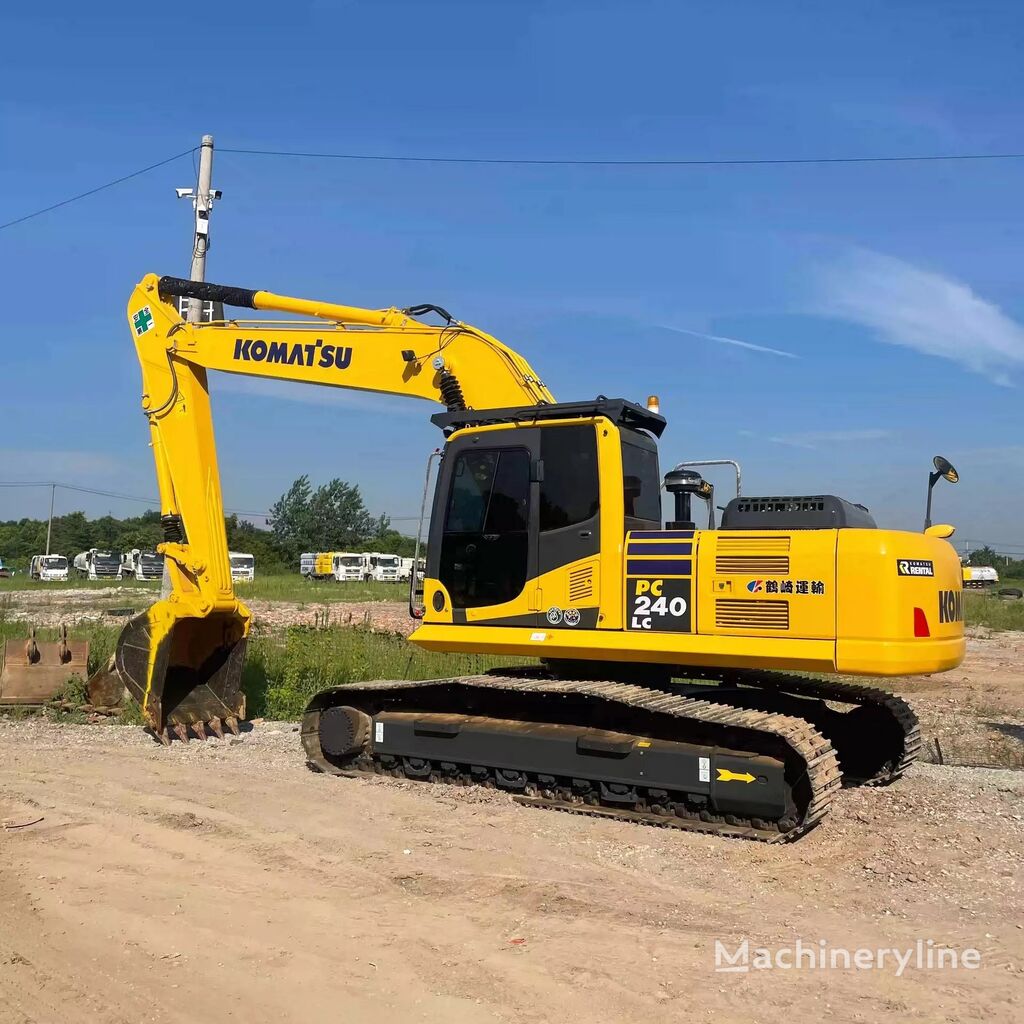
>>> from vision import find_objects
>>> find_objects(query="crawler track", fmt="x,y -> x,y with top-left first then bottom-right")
302,674 -> 843,842
506,663 -> 920,787
665,668 -> 921,787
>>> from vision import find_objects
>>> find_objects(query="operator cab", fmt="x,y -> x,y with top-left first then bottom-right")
425,398 -> 663,626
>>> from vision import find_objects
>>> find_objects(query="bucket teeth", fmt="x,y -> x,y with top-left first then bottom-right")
158,728 -> 171,747
172,723 -> 190,744
192,720 -> 207,741
209,717 -> 224,740
226,716 -> 240,736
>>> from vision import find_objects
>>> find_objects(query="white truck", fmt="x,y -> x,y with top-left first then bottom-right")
29,554 -> 69,582
229,551 -> 255,582
962,565 -> 1000,590
73,549 -> 123,580
365,552 -> 401,583
122,549 -> 164,581
330,553 -> 366,582
398,557 -> 426,583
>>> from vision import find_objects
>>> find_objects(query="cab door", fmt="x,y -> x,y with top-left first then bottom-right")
535,423 -> 602,627
430,428 -> 541,625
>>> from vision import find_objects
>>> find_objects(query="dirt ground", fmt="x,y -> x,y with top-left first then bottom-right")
0,719 -> 1021,1024
0,586 -> 413,635
898,628 -> 1024,768
2,591 -> 1022,1021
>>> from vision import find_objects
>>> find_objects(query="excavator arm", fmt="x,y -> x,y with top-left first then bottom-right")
94,273 -> 554,741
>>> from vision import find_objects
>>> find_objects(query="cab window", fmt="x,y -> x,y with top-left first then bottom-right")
440,448 -> 531,608
539,425 -> 599,531
622,436 -> 661,528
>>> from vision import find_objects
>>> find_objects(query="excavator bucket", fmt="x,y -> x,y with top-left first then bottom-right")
0,625 -> 89,705
87,604 -> 247,743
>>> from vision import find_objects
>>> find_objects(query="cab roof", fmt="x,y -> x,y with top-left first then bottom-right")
431,397 -> 666,438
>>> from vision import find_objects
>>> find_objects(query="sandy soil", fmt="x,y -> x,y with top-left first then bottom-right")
0,719 -> 1021,1024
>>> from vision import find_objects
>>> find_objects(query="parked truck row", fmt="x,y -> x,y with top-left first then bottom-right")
299,551 -> 422,583
11,548 -> 255,583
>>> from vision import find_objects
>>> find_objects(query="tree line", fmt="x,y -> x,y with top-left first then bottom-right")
0,476 -> 418,573
965,546 -> 1024,578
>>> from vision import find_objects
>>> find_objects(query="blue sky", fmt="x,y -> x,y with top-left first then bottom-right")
2,0 -> 1023,552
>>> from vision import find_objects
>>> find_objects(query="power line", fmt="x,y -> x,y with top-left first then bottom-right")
0,148 -> 196,232
0,479 -> 263,516
962,539 -> 1024,553
221,146 -> 1024,168
0,479 -> 416,523
0,480 -> 160,506
5,144 -> 1024,234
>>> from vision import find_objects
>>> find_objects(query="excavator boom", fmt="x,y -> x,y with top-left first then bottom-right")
90,274 -> 552,739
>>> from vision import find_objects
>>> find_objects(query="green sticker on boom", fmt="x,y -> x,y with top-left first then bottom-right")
133,306 -> 154,336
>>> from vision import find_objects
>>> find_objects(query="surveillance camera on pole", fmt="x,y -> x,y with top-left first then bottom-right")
175,134 -> 220,324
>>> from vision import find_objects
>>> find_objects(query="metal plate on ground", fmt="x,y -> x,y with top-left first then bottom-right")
0,635 -> 90,704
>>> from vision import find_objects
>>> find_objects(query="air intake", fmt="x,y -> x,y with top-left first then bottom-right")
715,556 -> 791,574
720,495 -> 876,531
715,599 -> 790,631
716,535 -> 791,553
715,535 -> 790,573
568,564 -> 595,604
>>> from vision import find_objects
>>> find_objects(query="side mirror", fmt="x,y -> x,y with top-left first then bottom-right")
925,524 -> 956,539
924,455 -> 959,530
933,455 -> 959,484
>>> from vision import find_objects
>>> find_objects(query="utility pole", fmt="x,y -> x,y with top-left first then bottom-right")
176,134 -> 221,322
45,483 -> 55,555
168,136 -> 220,598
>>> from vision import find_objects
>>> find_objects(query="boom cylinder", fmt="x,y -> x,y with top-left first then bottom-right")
157,276 -> 410,327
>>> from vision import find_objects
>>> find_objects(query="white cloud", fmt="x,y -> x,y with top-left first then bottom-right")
818,249 -> 1024,385
655,325 -> 797,359
740,428 -> 892,451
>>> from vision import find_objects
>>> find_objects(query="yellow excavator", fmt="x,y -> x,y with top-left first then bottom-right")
93,273 -> 965,841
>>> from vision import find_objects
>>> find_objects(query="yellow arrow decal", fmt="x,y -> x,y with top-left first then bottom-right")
716,768 -> 756,784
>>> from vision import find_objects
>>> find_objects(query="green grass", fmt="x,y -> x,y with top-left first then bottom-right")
243,625 -> 531,719
239,575 -> 406,604
963,591 -> 1024,631
0,618 -> 528,723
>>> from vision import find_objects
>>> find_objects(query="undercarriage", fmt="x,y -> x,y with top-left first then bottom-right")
301,667 -> 919,842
